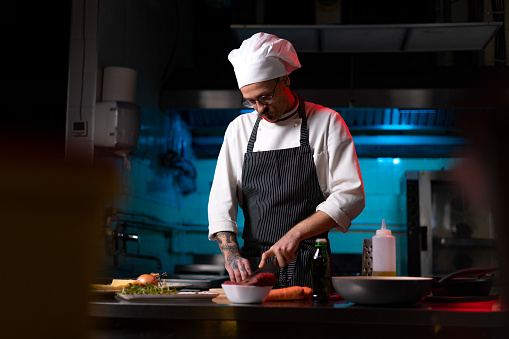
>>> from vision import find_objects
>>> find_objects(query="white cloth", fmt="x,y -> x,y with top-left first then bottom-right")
208,99 -> 365,240
228,32 -> 301,88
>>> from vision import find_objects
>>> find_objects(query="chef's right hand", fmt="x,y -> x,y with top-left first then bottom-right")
225,254 -> 252,282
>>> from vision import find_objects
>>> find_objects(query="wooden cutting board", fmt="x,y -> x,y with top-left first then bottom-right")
90,279 -> 136,290
209,288 -> 226,297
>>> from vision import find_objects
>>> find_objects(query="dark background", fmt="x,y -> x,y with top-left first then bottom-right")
1,2 -> 71,159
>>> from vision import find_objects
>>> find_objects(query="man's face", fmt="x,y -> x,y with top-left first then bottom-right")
240,78 -> 287,122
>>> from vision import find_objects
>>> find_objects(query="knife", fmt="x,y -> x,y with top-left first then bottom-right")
241,258 -> 279,283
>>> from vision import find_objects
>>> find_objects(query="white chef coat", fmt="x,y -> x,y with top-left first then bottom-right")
208,99 -> 365,240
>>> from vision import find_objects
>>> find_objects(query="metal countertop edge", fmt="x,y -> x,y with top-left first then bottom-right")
88,301 -> 508,328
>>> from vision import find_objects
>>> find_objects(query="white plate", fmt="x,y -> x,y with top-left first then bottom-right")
116,291 -> 219,302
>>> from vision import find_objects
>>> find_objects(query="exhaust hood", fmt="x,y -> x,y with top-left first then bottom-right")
173,106 -> 480,159
160,22 -> 504,109
230,23 -> 502,53
165,21 -> 506,157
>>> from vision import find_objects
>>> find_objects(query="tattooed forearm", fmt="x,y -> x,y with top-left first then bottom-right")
216,231 -> 239,252
215,232 -> 251,280
216,231 -> 237,243
221,245 -> 240,252
216,231 -> 244,269
216,232 -> 240,253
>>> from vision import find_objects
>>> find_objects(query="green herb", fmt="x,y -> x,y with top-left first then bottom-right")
117,283 -> 179,295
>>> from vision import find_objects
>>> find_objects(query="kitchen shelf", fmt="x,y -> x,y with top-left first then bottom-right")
231,22 -> 503,53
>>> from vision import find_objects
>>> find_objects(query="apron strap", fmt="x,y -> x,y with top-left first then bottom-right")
297,96 -> 308,147
246,117 -> 261,153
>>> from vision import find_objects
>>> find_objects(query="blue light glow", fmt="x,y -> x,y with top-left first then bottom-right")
376,157 -> 401,165
399,109 -> 437,114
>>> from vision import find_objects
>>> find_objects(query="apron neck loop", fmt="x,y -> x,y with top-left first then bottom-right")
246,95 -> 309,153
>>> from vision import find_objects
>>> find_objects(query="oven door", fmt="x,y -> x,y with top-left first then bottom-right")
406,170 -> 497,277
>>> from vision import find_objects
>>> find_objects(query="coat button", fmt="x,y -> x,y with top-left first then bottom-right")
294,123 -> 299,127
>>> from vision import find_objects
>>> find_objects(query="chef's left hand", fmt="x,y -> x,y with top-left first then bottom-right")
259,232 -> 300,268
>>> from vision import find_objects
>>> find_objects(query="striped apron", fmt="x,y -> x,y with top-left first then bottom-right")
240,96 -> 329,288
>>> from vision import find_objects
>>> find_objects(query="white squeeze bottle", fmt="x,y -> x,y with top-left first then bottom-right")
372,219 -> 396,276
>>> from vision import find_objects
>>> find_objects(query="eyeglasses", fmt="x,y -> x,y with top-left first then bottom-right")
242,78 -> 279,108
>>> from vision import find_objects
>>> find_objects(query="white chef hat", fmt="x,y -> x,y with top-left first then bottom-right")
228,32 -> 301,89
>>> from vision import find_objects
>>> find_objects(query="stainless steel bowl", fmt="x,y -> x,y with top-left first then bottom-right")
332,276 -> 434,305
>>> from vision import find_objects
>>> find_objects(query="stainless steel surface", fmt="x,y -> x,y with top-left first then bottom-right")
231,23 -> 502,52
89,297 -> 509,338
180,105 -> 473,158
160,88 -> 509,109
406,170 -> 497,277
163,275 -> 229,290
332,276 -> 434,305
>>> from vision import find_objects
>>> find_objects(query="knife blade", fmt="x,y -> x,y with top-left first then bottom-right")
241,258 -> 279,283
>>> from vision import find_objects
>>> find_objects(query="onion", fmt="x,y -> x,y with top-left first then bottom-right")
136,273 -> 157,286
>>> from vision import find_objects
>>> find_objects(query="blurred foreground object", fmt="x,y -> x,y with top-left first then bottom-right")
0,132 -> 116,338
455,109 -> 509,321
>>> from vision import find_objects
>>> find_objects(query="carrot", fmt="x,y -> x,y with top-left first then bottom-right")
302,286 -> 312,299
266,286 -> 304,301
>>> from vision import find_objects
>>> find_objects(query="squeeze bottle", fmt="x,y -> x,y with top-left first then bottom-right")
372,219 -> 396,276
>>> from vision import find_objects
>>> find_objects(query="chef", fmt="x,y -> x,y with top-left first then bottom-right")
208,32 -> 365,288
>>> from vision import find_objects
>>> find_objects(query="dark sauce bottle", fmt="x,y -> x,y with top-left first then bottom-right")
312,238 -> 330,303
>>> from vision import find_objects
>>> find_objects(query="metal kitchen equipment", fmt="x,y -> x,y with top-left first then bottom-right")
332,276 -> 434,305
174,254 -> 227,275
406,170 -> 498,277
431,267 -> 499,297
162,275 -> 229,290
110,222 -> 162,270
362,238 -> 373,276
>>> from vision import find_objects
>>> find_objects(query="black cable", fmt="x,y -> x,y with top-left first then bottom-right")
159,0 -> 180,110
79,0 -> 87,120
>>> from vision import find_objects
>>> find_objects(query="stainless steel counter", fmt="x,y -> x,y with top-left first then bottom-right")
89,295 -> 509,338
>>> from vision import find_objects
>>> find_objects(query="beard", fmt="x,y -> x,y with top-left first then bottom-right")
257,107 -> 281,122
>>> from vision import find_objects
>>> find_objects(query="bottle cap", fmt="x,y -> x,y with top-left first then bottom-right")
376,219 -> 392,236
315,238 -> 327,243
